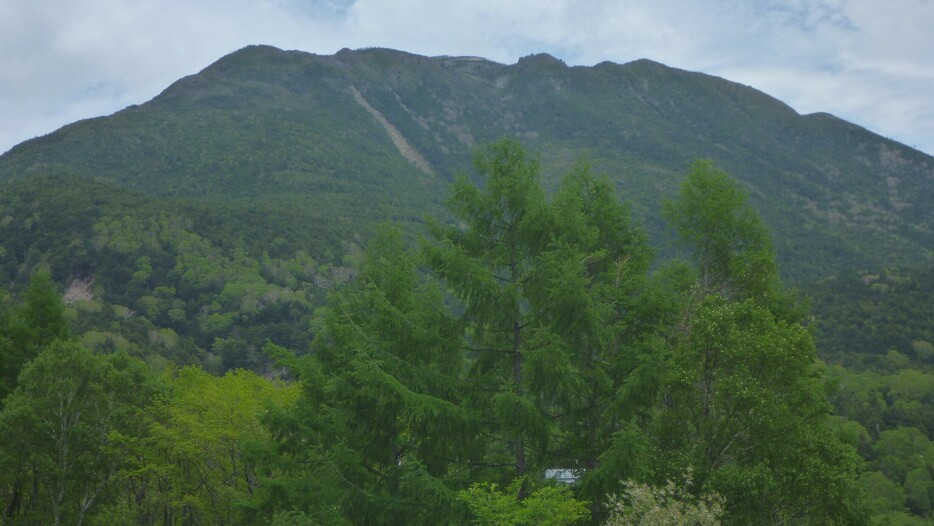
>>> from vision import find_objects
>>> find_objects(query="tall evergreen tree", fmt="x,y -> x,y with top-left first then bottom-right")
423,139 -> 553,493
542,166 -> 663,507
0,269 -> 70,403
424,140 -> 660,508
266,226 -> 471,525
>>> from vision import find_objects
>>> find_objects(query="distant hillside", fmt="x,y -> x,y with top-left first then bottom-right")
3,45 -> 934,286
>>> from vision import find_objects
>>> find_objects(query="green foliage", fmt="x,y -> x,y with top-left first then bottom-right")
656,163 -> 866,525
459,479 -> 589,526
0,62 -> 931,526
3,45 -> 934,327
424,138 -> 554,485
657,297 -> 866,524
826,360 -> 934,523
809,267 -> 934,366
265,226 -> 470,525
0,341 -> 159,525
424,140 -> 661,508
0,137 -> 886,524
0,269 -> 70,402
0,294 -> 14,401
19,268 -> 70,346
85,211 -> 328,370
663,160 -> 781,305
99,366 -> 296,525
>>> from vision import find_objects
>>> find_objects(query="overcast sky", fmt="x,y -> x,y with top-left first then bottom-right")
2,0 -> 933,156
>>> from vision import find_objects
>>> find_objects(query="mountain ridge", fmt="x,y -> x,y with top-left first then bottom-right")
2,45 -> 933,285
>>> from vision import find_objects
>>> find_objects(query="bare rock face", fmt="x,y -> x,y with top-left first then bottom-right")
63,277 -> 94,304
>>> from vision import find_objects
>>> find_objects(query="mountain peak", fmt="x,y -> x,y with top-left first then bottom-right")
516,52 -> 567,68
209,44 -> 301,68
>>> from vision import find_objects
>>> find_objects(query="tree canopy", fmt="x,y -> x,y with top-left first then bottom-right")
0,140 -> 877,525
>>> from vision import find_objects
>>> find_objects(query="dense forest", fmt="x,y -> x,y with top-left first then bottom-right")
3,139 -> 932,524
5,45 -> 934,287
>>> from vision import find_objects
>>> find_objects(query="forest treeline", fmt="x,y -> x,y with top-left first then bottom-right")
1,139 -> 932,525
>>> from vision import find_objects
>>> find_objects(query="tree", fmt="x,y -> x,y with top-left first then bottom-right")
18,269 -> 70,348
0,341 -> 157,525
656,297 -> 866,524
99,366 -> 296,525
662,160 -> 780,305
0,292 -> 14,401
657,162 -> 867,524
266,226 -> 471,525
424,140 -> 660,514
0,269 -> 70,402
423,139 -> 555,493
543,165 -> 663,507
873,427 -> 932,484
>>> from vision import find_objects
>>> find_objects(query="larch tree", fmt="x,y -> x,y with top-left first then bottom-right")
0,269 -> 71,403
541,166 -> 663,508
423,139 -> 554,494
266,226 -> 471,525
424,139 -> 660,507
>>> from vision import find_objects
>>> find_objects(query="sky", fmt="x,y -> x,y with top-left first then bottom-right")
2,0 -> 933,156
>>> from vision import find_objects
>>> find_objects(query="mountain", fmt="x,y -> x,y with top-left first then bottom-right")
5,46 -> 934,525
1,45 -> 934,368
3,45 -> 934,283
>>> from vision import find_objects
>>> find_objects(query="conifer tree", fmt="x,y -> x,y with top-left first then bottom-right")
267,226 -> 470,525
0,269 -> 70,403
424,140 -> 659,506
19,269 -> 70,348
539,166 -> 668,508
423,139 -> 551,492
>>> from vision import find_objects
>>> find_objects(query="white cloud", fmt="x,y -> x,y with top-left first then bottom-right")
1,0 -> 932,154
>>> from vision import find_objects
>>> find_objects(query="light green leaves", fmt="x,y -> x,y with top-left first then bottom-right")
459,479 -> 589,526
663,160 -> 779,303
0,341 -> 158,525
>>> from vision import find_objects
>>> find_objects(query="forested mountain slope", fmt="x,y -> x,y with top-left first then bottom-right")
2,41 -> 934,520
2,44 -> 933,288
1,140 -> 878,525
